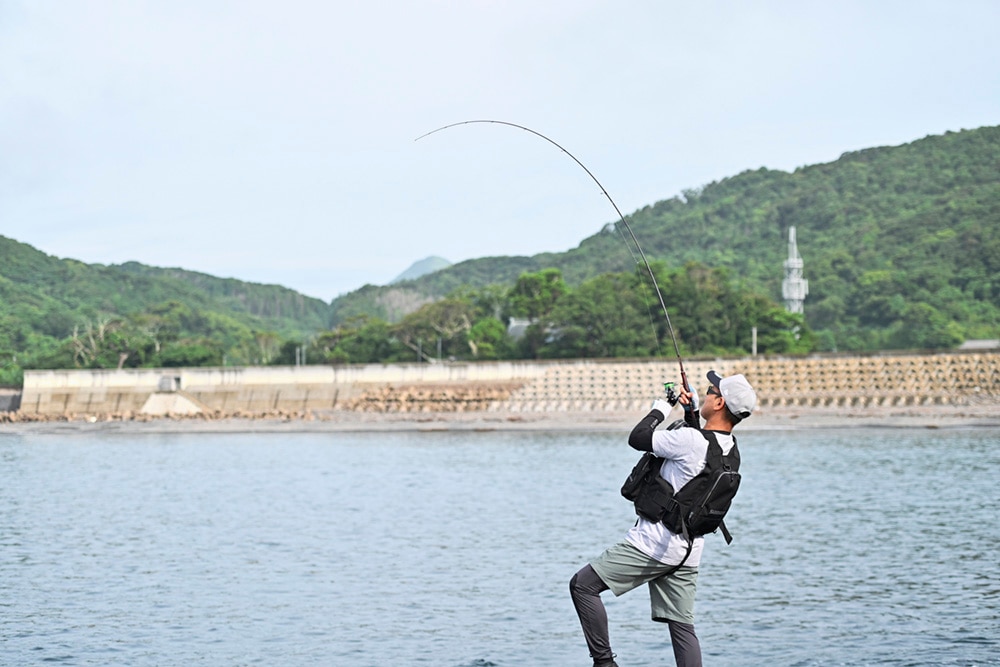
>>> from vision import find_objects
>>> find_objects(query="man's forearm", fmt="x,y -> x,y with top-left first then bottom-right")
628,408 -> 665,452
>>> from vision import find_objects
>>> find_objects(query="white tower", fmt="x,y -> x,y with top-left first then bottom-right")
782,226 -> 808,314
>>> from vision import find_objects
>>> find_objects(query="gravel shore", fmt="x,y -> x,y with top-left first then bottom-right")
2,403 -> 997,434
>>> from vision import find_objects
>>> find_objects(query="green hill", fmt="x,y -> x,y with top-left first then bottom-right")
2,125 -> 997,384
332,126 -> 1000,350
114,262 -> 331,327
0,237 -> 331,383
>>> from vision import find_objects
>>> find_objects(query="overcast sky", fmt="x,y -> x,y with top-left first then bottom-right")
2,1 -> 997,302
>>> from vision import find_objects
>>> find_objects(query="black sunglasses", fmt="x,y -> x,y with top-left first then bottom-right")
707,386 -> 721,397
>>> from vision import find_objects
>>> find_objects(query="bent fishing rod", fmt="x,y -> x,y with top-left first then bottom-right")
415,119 -> 690,392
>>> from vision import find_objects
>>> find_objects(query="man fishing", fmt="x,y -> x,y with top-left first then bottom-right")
569,371 -> 757,667
419,119 -> 755,664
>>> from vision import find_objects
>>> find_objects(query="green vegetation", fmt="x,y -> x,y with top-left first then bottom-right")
335,126 -> 1000,352
291,265 -> 808,366
2,126 -> 996,384
0,238 -> 331,385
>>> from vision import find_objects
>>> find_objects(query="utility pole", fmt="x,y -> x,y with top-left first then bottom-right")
782,226 -> 808,314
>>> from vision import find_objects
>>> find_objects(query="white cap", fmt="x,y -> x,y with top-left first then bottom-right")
707,371 -> 757,419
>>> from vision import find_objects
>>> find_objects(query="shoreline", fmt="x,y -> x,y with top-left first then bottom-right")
2,404 -> 998,434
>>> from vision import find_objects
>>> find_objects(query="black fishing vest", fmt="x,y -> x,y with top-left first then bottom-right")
621,430 -> 741,543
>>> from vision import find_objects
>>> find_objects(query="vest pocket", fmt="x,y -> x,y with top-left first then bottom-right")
633,476 -> 677,523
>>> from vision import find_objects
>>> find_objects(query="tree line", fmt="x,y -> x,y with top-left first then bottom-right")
1,264 -> 809,385
281,264 -> 811,366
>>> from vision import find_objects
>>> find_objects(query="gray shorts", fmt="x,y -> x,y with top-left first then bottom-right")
590,542 -> 699,624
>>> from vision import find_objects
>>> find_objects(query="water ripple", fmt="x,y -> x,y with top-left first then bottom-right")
2,429 -> 998,666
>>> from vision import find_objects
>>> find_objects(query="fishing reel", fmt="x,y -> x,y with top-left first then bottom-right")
663,381 -> 680,406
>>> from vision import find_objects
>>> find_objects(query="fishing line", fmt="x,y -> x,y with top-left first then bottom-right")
416,119 -> 689,391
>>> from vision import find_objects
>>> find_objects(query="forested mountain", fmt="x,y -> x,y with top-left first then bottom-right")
2,126 -> 996,384
333,126 -> 999,351
0,237 -> 330,383
114,262 -> 330,326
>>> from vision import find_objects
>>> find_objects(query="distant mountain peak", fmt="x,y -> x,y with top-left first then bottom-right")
390,256 -> 452,284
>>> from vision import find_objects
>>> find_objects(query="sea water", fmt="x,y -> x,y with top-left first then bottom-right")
2,427 -> 997,666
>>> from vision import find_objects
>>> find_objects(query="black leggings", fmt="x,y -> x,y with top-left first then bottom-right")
569,564 -> 703,667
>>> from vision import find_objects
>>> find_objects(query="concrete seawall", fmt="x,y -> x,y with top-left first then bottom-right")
15,351 -> 1000,418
